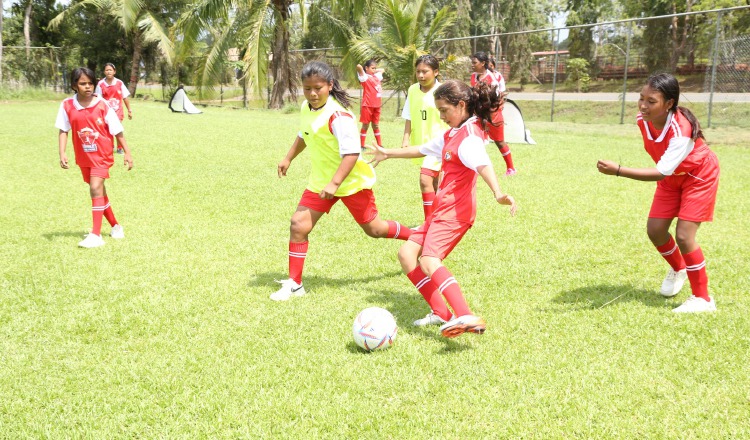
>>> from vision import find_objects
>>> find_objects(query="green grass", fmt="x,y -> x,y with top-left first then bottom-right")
1,101 -> 749,438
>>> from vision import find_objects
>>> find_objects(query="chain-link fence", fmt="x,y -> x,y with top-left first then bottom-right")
0,46 -> 68,92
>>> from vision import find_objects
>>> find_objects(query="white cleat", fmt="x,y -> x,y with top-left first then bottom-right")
660,268 -> 688,297
78,233 -> 105,248
110,224 -> 125,239
672,295 -> 716,313
413,312 -> 448,327
270,279 -> 306,301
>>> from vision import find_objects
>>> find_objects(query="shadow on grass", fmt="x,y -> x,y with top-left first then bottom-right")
42,230 -> 86,240
551,283 -> 671,311
247,270 -> 404,291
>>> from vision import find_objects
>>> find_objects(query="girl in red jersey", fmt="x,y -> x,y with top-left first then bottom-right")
272,61 -> 412,301
95,63 -> 132,154
56,67 -> 134,248
356,59 -> 385,148
597,73 -> 720,313
370,80 -> 517,338
470,51 -> 516,175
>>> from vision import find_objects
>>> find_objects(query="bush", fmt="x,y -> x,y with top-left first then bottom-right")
566,58 -> 591,93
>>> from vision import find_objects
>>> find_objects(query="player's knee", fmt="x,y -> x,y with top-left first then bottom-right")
289,216 -> 311,236
674,229 -> 695,250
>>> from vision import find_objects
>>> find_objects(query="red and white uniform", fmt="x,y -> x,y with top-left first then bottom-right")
358,71 -> 383,108
95,78 -> 130,120
409,116 -> 492,258
637,110 -> 720,222
470,72 -> 505,141
55,95 -> 124,169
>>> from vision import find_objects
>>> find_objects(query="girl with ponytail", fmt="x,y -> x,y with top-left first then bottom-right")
369,79 -> 517,338
271,61 -> 413,301
597,73 -> 720,313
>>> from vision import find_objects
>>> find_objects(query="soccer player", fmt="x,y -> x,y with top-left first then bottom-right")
401,54 -> 448,222
95,63 -> 132,154
356,59 -> 385,149
369,80 -> 517,337
470,51 -> 516,175
272,61 -> 412,301
56,67 -> 134,248
597,73 -> 720,313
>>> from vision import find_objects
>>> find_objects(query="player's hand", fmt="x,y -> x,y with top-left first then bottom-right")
496,193 -> 517,216
127,110 -> 133,120
597,160 -> 619,176
278,159 -> 291,177
365,144 -> 387,168
60,154 -> 69,169
320,182 -> 339,199
123,152 -> 134,170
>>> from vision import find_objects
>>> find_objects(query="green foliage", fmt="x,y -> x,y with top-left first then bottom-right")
565,57 -> 591,92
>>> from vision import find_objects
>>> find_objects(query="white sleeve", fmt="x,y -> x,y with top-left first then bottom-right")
55,103 -> 71,132
94,83 -> 102,96
656,137 -> 694,176
331,114 -> 360,156
497,76 -> 506,93
418,134 -> 445,158
457,134 -> 492,172
105,107 -> 124,136
121,81 -> 131,99
374,72 -> 383,80
401,95 -> 411,120
358,73 -> 368,83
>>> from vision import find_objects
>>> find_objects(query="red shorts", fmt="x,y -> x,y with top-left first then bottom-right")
299,189 -> 379,224
420,167 -> 440,178
79,167 -> 110,183
359,106 -> 381,124
408,219 -> 472,260
486,109 -> 504,142
649,151 -> 720,222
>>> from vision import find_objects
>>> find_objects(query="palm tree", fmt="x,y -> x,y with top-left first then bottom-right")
49,0 -> 175,96
177,0 -> 306,109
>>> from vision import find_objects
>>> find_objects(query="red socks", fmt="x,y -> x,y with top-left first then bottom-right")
499,144 -> 515,170
421,192 -> 435,221
684,247 -> 709,300
655,235 -> 686,271
91,197 -> 106,236
386,221 -> 412,240
102,196 -> 118,227
360,129 -> 367,148
288,241 -> 308,285
407,268 -> 451,321
430,266 -> 471,317
374,131 -> 382,147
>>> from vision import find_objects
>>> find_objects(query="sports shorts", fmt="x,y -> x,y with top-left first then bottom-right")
299,188 -> 379,224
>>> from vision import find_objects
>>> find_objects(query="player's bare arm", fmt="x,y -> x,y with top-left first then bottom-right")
597,160 -> 665,181
58,130 -> 69,169
321,154 -> 359,199
115,133 -> 134,170
477,164 -> 517,216
367,145 -> 424,167
279,136 -> 307,177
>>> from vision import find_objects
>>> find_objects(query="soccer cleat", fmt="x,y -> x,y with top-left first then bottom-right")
672,295 -> 716,313
78,233 -> 105,248
110,224 -> 125,239
660,268 -> 688,297
413,312 -> 448,327
505,168 -> 517,176
270,278 -> 306,301
116,148 -> 124,154
439,314 -> 486,338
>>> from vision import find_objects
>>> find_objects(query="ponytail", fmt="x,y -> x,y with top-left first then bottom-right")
676,106 -> 704,141
300,61 -> 352,109
329,79 -> 351,109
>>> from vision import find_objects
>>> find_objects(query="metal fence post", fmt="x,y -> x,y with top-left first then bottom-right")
620,24 -> 632,125
551,29 -> 560,122
707,11 -> 722,128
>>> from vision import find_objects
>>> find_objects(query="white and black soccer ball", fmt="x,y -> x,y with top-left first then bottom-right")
352,307 -> 398,351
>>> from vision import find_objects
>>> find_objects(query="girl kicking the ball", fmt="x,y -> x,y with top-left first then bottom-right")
272,61 -> 412,301
370,80 -> 517,338
56,67 -> 134,248
597,73 -> 720,313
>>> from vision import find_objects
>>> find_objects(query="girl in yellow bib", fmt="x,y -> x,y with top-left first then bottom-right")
401,55 -> 448,221
273,61 -> 413,301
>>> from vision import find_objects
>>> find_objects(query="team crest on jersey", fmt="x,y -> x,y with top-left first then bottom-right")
444,151 -> 453,161
96,117 -> 104,126
77,127 -> 99,152
108,98 -> 120,111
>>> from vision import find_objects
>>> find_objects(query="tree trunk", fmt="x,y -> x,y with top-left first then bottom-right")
0,0 -> 4,83
128,28 -> 143,97
269,3 -> 295,109
24,1 -> 32,59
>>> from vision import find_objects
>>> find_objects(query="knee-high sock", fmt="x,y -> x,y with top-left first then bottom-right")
684,247 -> 709,300
374,131 -> 382,147
407,268 -> 451,321
655,235 -> 686,271
421,192 -> 435,221
102,196 -> 118,227
499,144 -> 515,170
360,129 -> 368,148
91,197 -> 106,236
430,266 -> 471,317
289,241 -> 308,285
386,221 -> 412,240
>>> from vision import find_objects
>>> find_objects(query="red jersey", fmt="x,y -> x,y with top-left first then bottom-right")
95,78 -> 130,120
55,95 -> 124,169
637,110 -> 710,176
470,71 -> 498,88
359,72 -> 383,108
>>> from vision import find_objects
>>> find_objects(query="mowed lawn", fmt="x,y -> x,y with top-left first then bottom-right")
0,100 -> 748,438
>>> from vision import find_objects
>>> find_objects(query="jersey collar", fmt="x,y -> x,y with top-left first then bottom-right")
645,110 -> 673,142
72,94 -> 102,110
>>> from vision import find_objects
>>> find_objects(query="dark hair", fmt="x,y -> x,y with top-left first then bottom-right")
363,59 -> 378,69
103,63 -> 116,72
70,67 -> 97,92
471,51 -> 490,70
646,73 -> 704,141
434,80 -> 506,127
415,54 -> 439,71
300,61 -> 351,109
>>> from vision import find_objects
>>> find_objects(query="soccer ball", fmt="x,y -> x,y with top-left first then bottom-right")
352,307 -> 398,352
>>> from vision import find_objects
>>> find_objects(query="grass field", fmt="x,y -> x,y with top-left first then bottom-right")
1,99 -> 749,438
